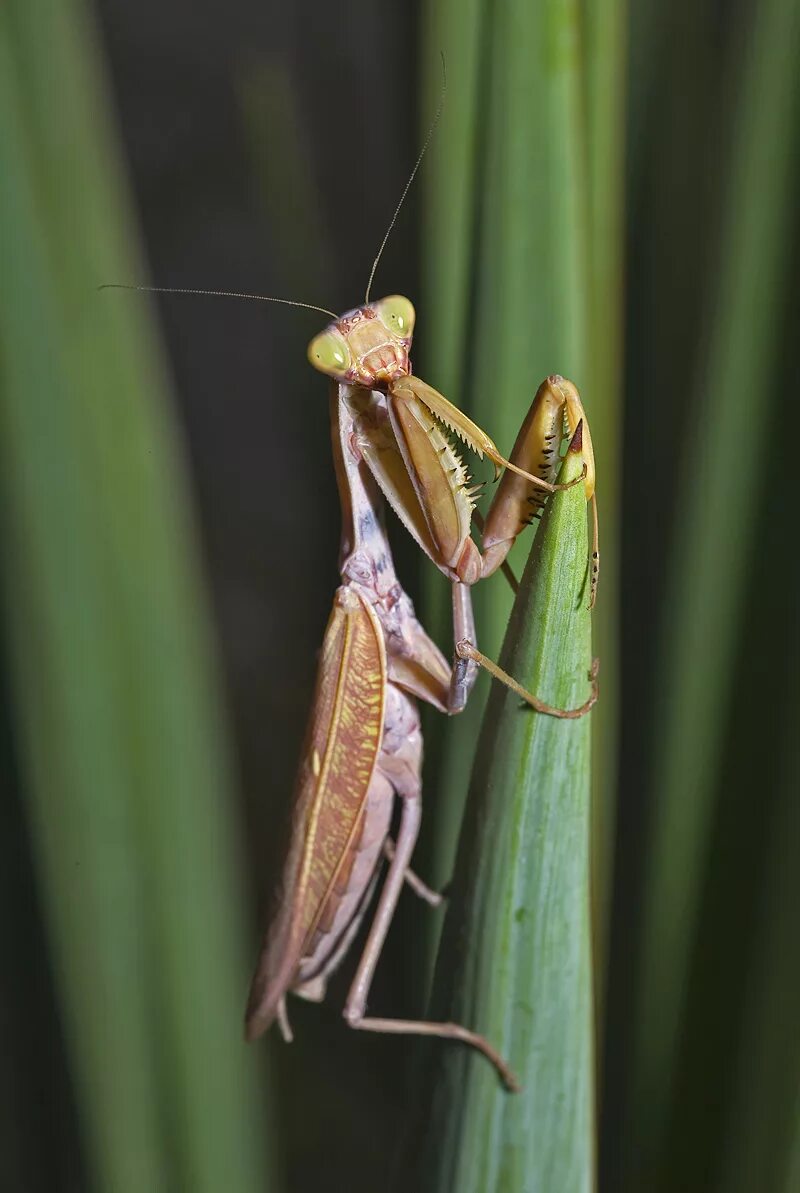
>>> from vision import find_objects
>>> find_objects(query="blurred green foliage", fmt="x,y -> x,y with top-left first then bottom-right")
0,3 -> 278,1191
624,0 -> 800,1185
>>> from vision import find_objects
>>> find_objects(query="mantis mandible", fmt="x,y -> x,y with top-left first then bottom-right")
244,386 -> 596,1090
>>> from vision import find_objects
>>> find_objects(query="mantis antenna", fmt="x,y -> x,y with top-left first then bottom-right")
98,284 -> 338,321
363,53 -> 447,306
101,57 -> 443,319
103,56 -> 447,318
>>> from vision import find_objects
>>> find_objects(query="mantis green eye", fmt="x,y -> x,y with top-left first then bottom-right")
375,295 -> 416,340
307,330 -> 352,378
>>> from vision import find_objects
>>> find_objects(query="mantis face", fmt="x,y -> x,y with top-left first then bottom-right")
307,295 -> 415,387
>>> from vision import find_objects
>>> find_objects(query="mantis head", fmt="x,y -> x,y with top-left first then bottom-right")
307,296 -> 415,388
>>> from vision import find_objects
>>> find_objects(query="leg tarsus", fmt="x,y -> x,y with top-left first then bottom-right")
276,997 -> 293,1043
552,461 -> 588,492
343,1012 -> 521,1093
383,838 -> 444,907
456,641 -> 600,719
501,456 -> 585,495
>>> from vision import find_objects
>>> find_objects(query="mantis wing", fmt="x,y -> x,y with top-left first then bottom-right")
245,586 -> 387,1039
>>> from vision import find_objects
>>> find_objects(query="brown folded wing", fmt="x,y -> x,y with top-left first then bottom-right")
245,586 -> 386,1038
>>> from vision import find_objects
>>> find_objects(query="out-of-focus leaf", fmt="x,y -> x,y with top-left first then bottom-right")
583,0 -> 627,1015
0,4 -> 279,1191
624,0 -> 800,1183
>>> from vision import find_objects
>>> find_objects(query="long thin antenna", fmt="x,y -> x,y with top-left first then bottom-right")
98,283 -> 338,320
363,53 -> 447,305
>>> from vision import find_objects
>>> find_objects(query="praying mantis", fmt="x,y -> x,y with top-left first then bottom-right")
104,110 -> 599,1088
244,375 -> 597,1090
105,286 -> 599,1085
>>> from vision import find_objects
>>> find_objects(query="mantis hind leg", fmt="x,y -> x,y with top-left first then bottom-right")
383,837 -> 443,907
346,1013 -> 520,1093
343,773 -> 520,1092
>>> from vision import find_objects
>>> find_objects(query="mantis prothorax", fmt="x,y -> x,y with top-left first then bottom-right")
306,295 -> 599,708
245,389 -> 596,1090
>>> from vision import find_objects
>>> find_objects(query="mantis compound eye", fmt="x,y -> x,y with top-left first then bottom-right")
374,295 -> 416,341
307,329 -> 352,379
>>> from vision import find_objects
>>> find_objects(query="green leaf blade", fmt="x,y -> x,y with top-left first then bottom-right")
419,445 -> 594,1192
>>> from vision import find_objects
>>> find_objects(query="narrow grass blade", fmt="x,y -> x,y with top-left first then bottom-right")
625,0 -> 800,1181
0,4 -> 278,1191
416,442 -> 594,1192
